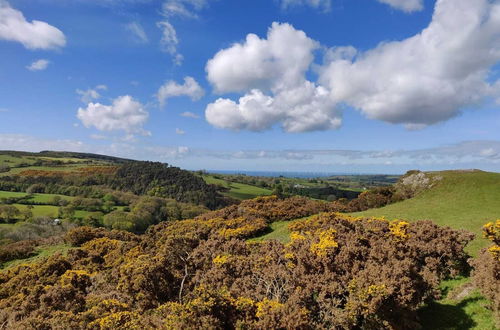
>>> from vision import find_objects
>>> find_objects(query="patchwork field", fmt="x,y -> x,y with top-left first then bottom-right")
202,175 -> 273,200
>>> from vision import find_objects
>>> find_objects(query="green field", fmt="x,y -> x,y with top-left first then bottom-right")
1,244 -> 73,269
353,170 -> 500,255
0,190 -> 75,203
0,191 -> 27,199
9,204 -> 89,219
202,175 -> 273,200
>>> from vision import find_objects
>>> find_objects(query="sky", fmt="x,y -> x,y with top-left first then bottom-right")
1,0 -> 500,173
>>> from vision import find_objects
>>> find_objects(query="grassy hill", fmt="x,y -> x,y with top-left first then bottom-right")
201,175 -> 273,200
248,170 -> 500,329
353,170 -> 500,255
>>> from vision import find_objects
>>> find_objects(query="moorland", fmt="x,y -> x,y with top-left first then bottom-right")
0,150 -> 498,329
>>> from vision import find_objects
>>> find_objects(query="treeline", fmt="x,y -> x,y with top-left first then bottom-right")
0,196 -> 475,329
107,162 -> 230,209
0,161 -> 232,209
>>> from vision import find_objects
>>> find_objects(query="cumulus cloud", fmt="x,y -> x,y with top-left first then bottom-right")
126,21 -> 148,43
279,0 -> 331,11
203,0 -> 500,133
157,76 -> 204,107
205,23 -> 341,132
175,128 -> 185,135
76,85 -> 107,104
77,95 -> 150,136
206,83 -> 340,132
320,0 -> 500,127
0,0 -> 66,50
207,22 -> 318,93
26,59 -> 49,71
180,111 -> 200,119
376,0 -> 424,12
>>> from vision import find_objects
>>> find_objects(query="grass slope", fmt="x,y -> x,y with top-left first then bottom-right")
1,244 -> 73,269
418,277 -> 496,330
202,175 -> 272,200
353,170 -> 500,256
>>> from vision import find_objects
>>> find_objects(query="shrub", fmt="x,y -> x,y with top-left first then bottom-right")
471,220 -> 500,326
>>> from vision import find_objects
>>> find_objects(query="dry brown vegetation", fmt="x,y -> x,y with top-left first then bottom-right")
471,220 -> 500,326
0,196 -> 475,329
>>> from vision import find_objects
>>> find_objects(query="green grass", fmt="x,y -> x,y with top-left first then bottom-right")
28,193 -> 75,204
10,204 -> 88,219
0,191 -> 27,198
250,217 -> 310,243
0,154 -> 36,167
353,170 -> 500,256
1,244 -> 73,270
249,221 -> 294,243
0,190 -> 75,204
419,277 -> 497,330
202,175 -> 272,200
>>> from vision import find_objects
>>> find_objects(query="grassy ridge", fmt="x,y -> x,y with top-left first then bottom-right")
202,175 -> 272,200
353,170 -> 500,255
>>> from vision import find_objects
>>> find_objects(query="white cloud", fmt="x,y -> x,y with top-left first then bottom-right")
76,85 -> 107,103
206,82 -> 341,132
203,0 -> 500,133
77,95 -> 150,136
377,0 -> 424,12
319,0 -> 500,127
157,76 -> 205,107
158,0 -> 210,65
279,0 -> 331,11
0,0 -> 66,50
0,134 -> 86,152
126,21 -> 148,43
26,59 -> 50,71
157,20 -> 183,65
175,128 -> 185,135
180,111 -> 200,119
206,22 -> 318,94
205,22 -> 341,132
162,0 -> 208,18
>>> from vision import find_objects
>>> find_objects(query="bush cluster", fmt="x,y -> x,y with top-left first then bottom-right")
471,220 -> 500,326
0,196 -> 474,329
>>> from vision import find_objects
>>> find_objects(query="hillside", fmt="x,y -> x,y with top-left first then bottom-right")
353,170 -> 500,255
0,197 -> 481,329
201,174 -> 273,200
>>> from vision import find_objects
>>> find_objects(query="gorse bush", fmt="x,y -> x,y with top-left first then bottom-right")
472,220 -> 500,326
0,196 -> 474,329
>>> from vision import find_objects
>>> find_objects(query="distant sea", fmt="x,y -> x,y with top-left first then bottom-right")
207,170 -> 367,178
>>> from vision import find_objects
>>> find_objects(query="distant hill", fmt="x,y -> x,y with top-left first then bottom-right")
354,169 -> 500,255
0,150 -> 132,164
0,151 -> 231,209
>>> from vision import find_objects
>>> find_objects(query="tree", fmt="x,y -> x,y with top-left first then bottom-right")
0,205 -> 20,223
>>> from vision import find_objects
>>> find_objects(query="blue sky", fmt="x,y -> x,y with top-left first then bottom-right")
1,0 -> 500,173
